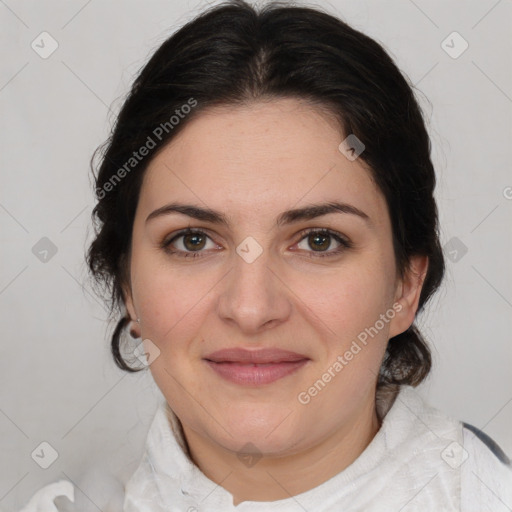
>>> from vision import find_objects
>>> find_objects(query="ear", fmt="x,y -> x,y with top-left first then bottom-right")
388,255 -> 429,339
121,281 -> 140,337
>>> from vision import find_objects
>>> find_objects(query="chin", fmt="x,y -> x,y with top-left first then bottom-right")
217,407 -> 301,449
221,429 -> 301,458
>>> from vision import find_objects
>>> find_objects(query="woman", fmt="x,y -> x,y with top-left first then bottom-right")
20,0 -> 512,510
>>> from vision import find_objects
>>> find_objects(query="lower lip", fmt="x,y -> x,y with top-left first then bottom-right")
204,359 -> 309,386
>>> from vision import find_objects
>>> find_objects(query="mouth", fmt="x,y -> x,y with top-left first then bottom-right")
203,347 -> 310,386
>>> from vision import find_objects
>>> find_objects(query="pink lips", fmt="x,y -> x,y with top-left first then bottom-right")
203,348 -> 310,386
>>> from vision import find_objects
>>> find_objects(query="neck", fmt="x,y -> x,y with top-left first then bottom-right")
179,393 -> 382,506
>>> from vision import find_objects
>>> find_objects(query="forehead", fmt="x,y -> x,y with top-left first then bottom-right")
138,98 -> 387,229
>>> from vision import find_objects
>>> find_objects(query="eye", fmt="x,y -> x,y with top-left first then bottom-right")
160,228 -> 218,258
294,228 -> 352,258
160,227 -> 353,259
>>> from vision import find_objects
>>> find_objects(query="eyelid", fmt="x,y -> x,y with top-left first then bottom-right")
296,227 -> 352,247
160,226 -> 353,258
160,227 -> 220,251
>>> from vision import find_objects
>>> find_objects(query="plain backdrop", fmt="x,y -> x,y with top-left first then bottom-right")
1,0 -> 511,509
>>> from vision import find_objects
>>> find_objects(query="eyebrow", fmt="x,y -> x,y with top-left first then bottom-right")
145,201 -> 372,227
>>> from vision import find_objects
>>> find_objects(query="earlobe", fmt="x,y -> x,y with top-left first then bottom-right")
388,255 -> 429,338
122,282 -> 138,324
129,317 -> 141,339
124,292 -> 141,339
398,255 -> 429,310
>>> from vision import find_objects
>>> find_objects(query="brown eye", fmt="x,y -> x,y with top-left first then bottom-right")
307,232 -> 331,251
161,228 -> 217,258
182,232 -> 207,251
295,228 -> 352,258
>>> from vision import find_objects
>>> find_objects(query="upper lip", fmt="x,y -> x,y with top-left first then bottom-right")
204,348 -> 309,364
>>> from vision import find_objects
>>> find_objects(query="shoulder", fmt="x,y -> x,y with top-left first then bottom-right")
461,422 -> 512,511
385,386 -> 512,510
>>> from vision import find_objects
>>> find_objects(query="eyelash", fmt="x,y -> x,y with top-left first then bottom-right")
160,227 -> 353,259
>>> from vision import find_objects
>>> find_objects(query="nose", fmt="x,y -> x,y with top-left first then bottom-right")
216,246 -> 292,335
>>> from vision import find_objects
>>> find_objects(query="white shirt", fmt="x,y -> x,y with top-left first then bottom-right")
18,385 -> 512,511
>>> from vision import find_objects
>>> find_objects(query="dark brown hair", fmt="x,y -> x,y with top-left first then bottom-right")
87,0 -> 445,387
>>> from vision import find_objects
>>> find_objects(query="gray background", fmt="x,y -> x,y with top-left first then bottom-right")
1,0 -> 511,509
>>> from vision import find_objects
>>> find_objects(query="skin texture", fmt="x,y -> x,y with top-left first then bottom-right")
123,98 -> 428,505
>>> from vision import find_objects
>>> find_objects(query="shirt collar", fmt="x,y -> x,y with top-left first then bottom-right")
124,384 -> 462,511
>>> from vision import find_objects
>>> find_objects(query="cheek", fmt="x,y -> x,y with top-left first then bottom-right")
297,259 -> 395,400
130,255 -> 225,400
131,246 -> 213,335
302,259 -> 394,344
295,267 -> 393,405
131,262 -> 213,405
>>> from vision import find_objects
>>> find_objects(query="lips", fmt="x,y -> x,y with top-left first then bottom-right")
203,348 -> 310,386
204,347 -> 309,364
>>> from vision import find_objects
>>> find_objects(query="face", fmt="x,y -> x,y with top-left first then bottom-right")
124,98 -> 426,457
